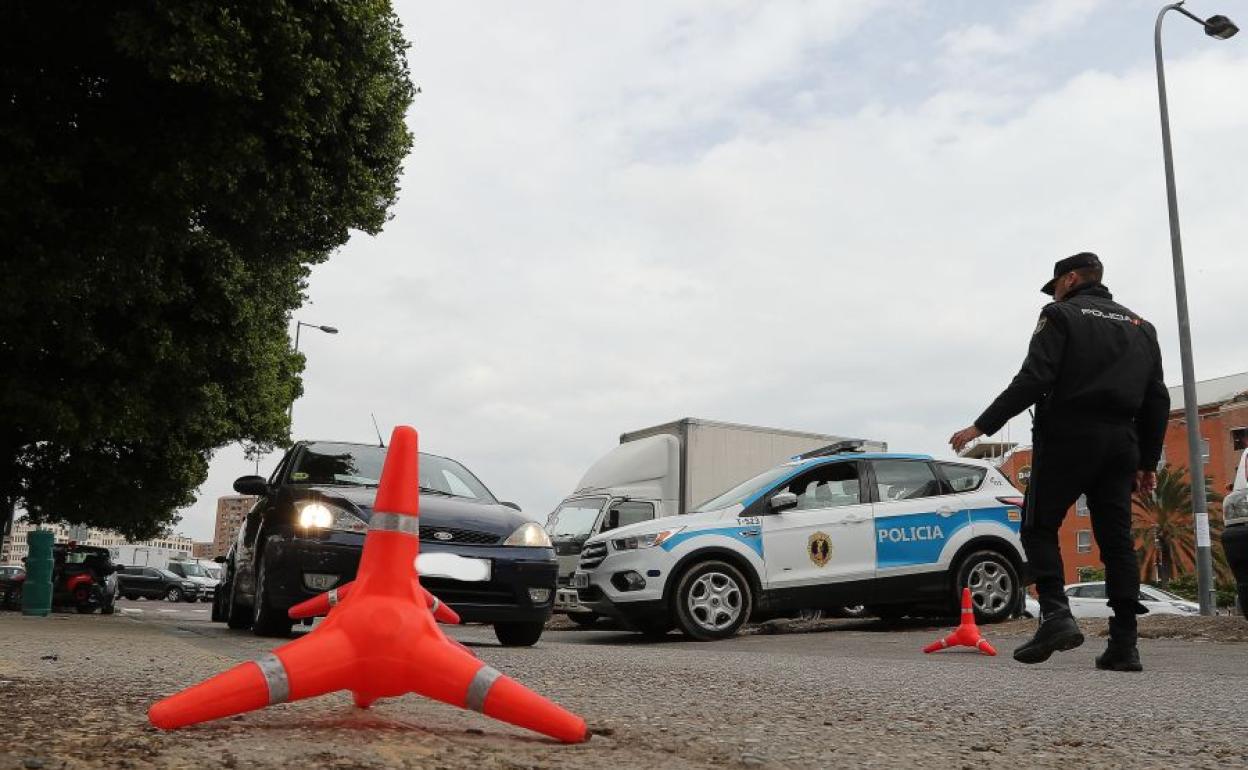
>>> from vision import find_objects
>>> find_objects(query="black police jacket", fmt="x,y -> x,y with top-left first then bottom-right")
974,283 -> 1169,470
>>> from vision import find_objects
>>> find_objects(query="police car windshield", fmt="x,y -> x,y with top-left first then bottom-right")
547,498 -> 607,540
694,464 -> 800,512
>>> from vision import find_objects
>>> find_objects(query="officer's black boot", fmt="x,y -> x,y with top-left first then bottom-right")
1095,613 -> 1143,672
1013,610 -> 1084,664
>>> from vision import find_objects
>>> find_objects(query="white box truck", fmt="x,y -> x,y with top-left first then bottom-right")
546,418 -> 885,621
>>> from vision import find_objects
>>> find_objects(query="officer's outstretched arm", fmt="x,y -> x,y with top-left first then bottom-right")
1135,326 -> 1169,471
973,306 -> 1067,436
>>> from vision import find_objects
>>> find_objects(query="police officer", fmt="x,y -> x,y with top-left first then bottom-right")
949,252 -> 1169,671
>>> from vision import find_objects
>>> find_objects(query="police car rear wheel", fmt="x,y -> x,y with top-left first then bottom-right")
674,560 -> 752,641
956,550 -> 1019,624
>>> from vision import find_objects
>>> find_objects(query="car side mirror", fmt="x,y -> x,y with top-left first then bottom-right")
500,501 -> 522,512
233,475 -> 269,496
768,491 -> 798,513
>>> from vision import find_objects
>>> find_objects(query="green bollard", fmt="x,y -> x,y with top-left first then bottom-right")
21,529 -> 54,617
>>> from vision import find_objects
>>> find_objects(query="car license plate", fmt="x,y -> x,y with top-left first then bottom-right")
416,552 -> 491,582
572,572 -> 589,589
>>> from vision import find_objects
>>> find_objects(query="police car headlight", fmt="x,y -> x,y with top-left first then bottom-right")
611,528 -> 683,551
295,500 -> 367,533
1224,490 -> 1248,526
503,522 -> 553,547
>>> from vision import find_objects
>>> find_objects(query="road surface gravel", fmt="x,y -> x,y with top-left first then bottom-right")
1,606 -> 1245,769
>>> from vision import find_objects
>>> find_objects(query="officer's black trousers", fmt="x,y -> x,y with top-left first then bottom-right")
1022,422 -> 1144,643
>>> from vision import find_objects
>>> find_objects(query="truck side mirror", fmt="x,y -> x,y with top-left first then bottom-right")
233,475 -> 269,496
768,491 -> 798,513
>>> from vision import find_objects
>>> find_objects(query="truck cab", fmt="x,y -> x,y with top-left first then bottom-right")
546,434 -> 678,621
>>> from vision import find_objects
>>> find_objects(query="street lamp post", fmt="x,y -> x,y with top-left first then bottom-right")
289,320 -> 339,424
1153,2 -> 1238,615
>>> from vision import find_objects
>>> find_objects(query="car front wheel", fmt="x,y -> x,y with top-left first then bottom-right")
225,571 -> 252,630
494,621 -> 544,647
673,560 -> 752,641
165,586 -> 183,602
251,556 -> 292,638
956,549 -> 1020,624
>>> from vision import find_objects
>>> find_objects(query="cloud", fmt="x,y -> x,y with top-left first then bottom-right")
941,0 -> 1108,60
177,3 -> 1248,541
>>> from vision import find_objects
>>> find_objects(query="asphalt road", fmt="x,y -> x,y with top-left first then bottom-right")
2,604 -> 1246,769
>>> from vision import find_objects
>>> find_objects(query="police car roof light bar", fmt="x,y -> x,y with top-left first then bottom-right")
795,440 -> 866,460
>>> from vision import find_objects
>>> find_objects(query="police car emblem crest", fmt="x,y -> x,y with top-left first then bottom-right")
1033,316 -> 1047,336
808,532 -> 832,567
432,530 -> 454,541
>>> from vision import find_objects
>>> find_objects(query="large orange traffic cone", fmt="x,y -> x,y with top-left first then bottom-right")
288,581 -> 461,625
922,588 -> 997,656
149,426 -> 587,743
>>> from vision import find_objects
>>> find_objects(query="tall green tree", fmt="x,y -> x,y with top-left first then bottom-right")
1132,465 -> 1229,587
0,1 -> 414,539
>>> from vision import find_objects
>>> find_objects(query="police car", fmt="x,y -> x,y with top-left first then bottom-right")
571,443 -> 1027,640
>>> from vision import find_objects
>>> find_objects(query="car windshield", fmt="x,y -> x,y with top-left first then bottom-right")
205,567 -> 222,580
157,569 -> 181,580
287,443 -> 496,502
177,563 -> 209,578
547,498 -> 607,540
694,463 -> 803,512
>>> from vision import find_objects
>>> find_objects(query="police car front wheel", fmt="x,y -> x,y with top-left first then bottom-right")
673,560 -> 753,641
955,550 -> 1019,624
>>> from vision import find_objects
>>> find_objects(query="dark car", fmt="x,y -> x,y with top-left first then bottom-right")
117,566 -> 202,602
214,440 -> 558,645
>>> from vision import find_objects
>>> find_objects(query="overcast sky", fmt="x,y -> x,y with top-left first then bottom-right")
177,0 -> 1248,540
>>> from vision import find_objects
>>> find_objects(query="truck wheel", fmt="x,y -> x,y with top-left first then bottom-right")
164,586 -> 183,603
494,621 -> 544,647
225,573 -> 252,630
252,557 -> 292,638
567,611 -> 598,628
673,560 -> 752,641
956,549 -> 1020,624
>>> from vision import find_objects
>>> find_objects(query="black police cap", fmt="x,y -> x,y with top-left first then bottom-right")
1041,251 -> 1102,295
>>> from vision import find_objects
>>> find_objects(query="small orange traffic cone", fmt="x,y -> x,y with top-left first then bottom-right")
149,426 -> 587,743
288,581 -> 461,625
922,588 -> 997,656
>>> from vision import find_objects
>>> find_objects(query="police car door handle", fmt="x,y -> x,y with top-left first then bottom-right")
937,507 -> 957,518
841,513 -> 866,524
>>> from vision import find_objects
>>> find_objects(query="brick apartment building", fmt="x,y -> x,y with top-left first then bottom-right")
212,495 -> 257,558
968,371 -> 1248,584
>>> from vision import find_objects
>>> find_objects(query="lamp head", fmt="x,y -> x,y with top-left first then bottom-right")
1204,14 -> 1238,39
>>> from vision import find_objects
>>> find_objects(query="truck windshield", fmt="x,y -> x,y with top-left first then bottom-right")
547,498 -> 607,540
694,464 -> 801,513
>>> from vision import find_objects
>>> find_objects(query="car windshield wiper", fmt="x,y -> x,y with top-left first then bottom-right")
419,486 -> 456,497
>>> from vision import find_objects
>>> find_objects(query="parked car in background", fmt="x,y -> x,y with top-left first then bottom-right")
0,564 -> 24,580
1064,581 -> 1199,618
216,440 -> 558,645
165,559 -> 219,602
1221,448 -> 1248,616
117,566 -> 201,602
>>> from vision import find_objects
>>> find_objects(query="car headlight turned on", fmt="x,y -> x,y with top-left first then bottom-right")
295,499 -> 367,533
1224,490 -> 1248,526
503,522 -> 553,547
611,528 -> 684,551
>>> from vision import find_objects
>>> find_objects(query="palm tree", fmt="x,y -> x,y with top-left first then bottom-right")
1132,465 -> 1229,587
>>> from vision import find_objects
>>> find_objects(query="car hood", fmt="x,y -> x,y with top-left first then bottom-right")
584,504 -> 741,546
304,485 -> 529,538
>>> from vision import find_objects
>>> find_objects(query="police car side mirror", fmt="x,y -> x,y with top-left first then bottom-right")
768,492 -> 798,513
